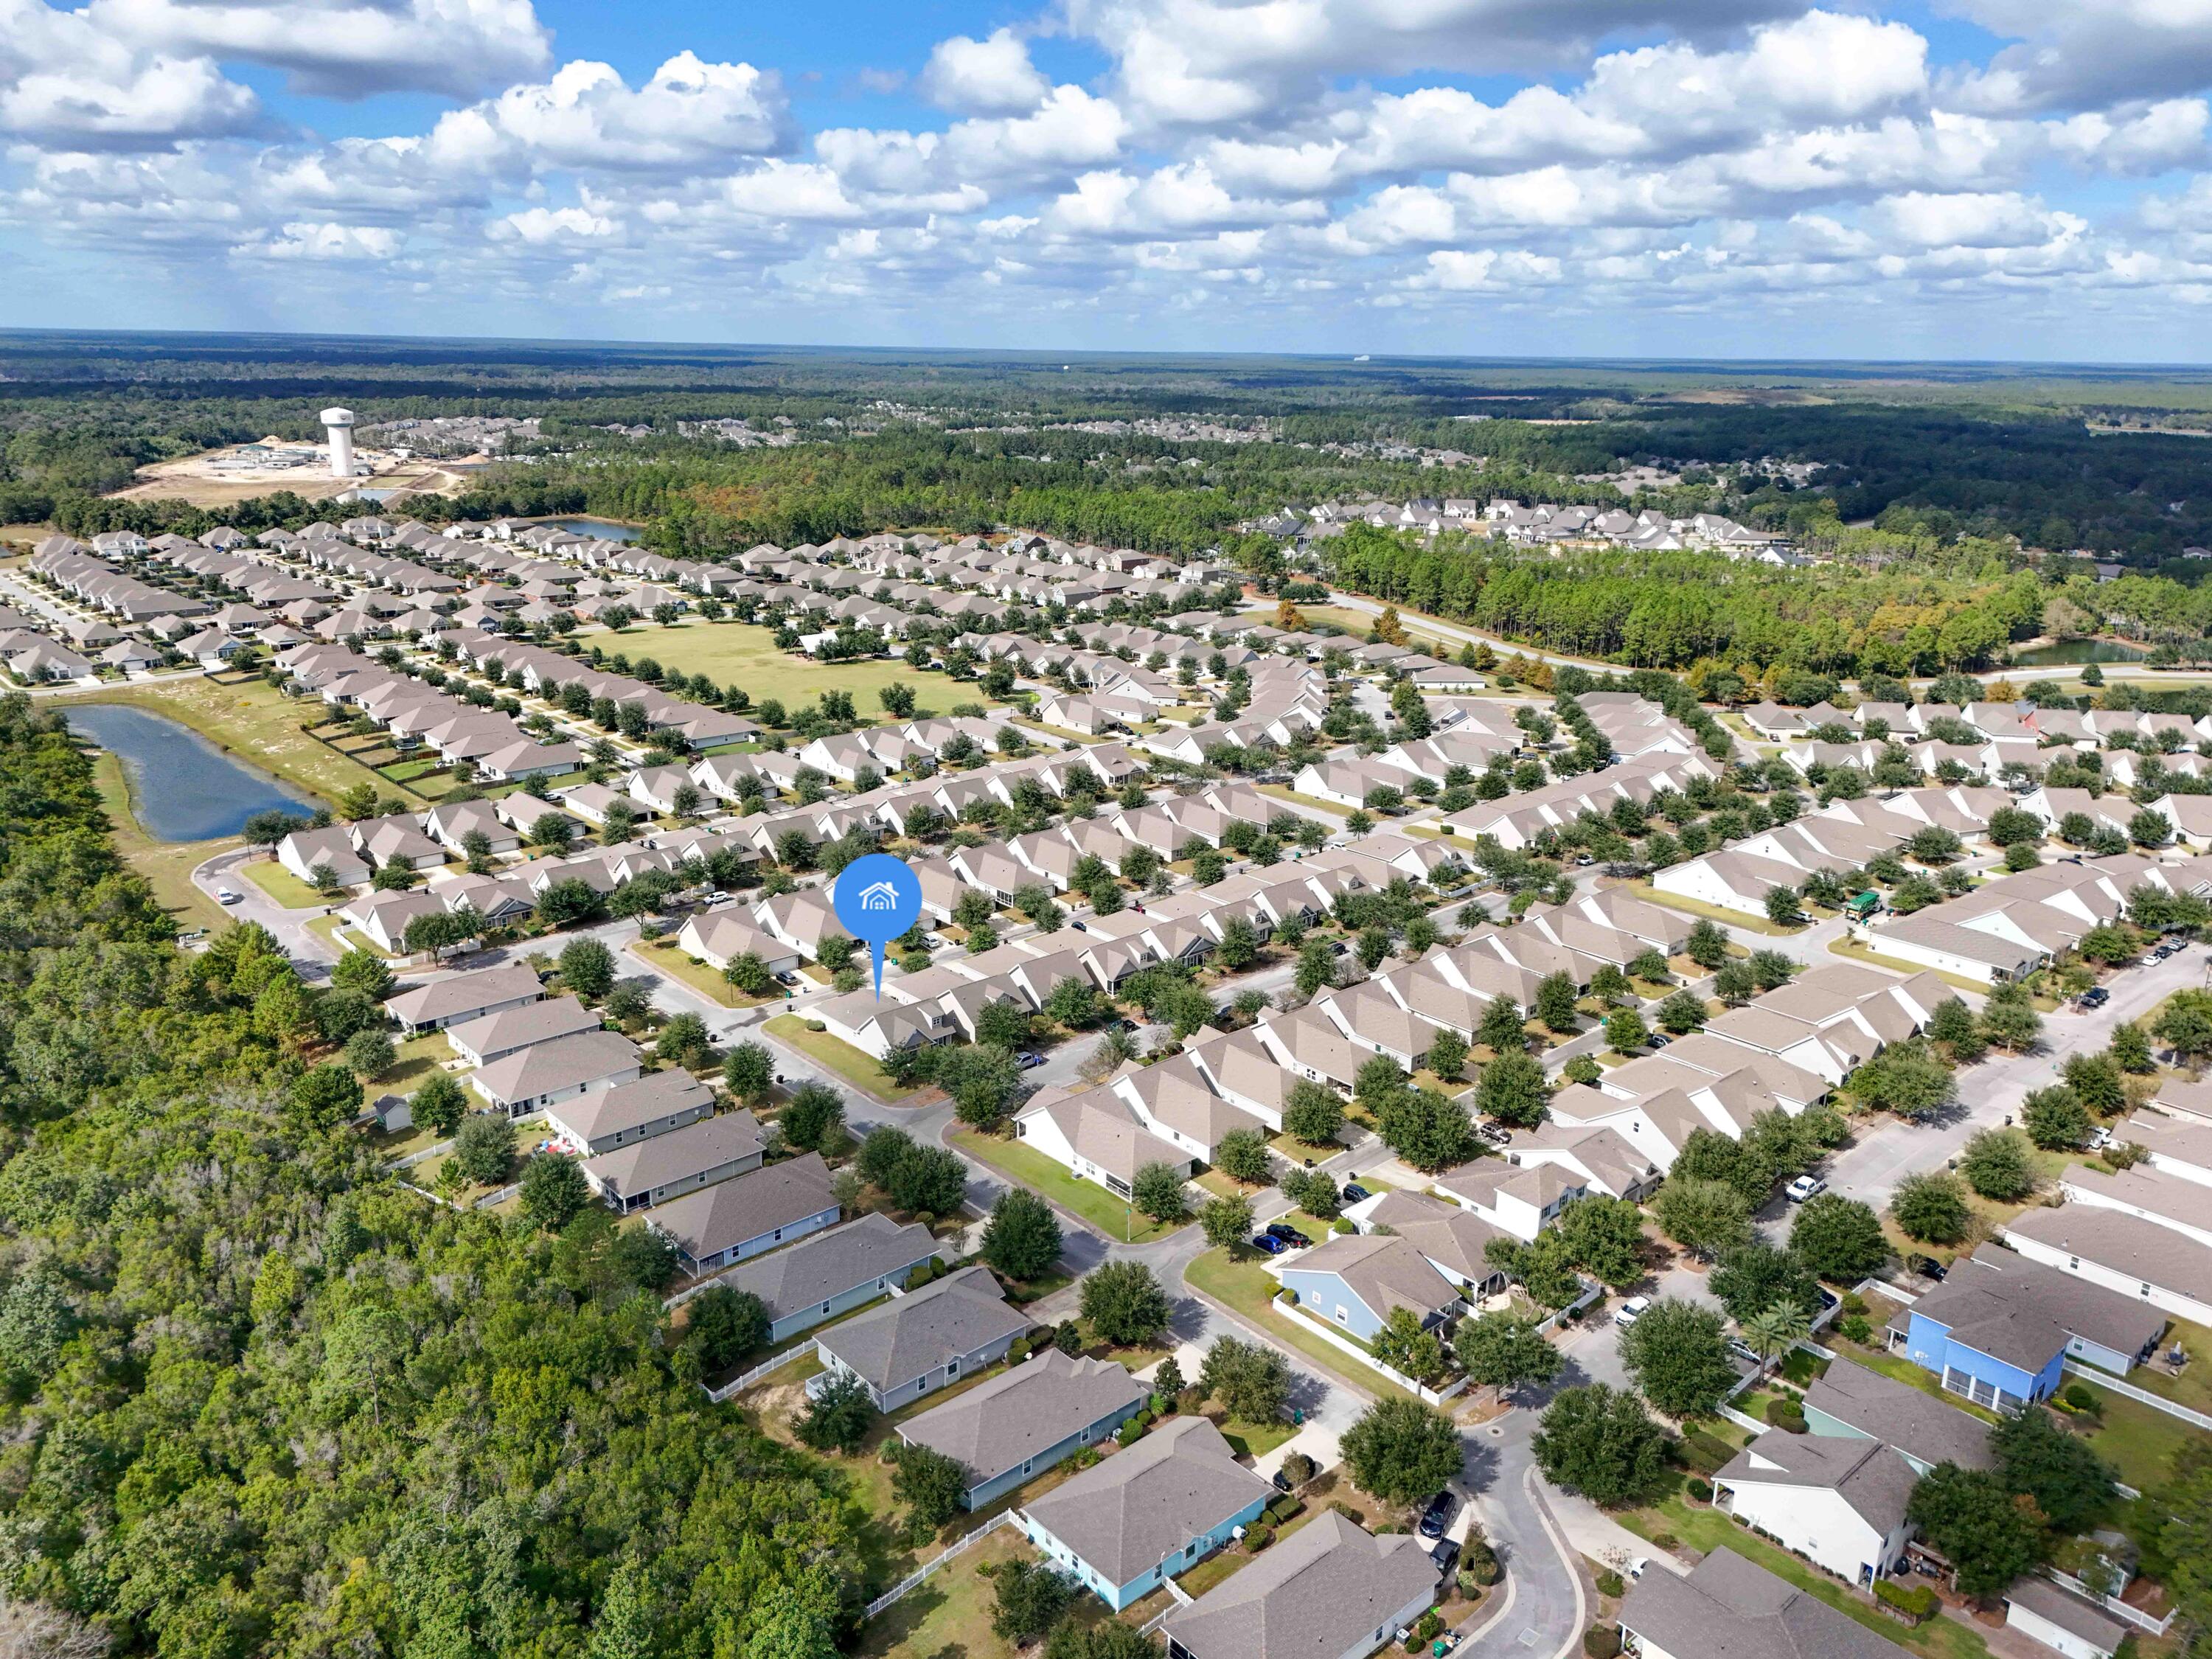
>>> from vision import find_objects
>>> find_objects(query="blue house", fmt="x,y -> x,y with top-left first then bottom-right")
1019,1418 -> 1275,1610
1885,1245 -> 2165,1413
1278,1232 -> 1462,1343
897,1349 -> 1149,1510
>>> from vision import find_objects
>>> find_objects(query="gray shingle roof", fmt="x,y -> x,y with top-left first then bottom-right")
718,1213 -> 937,1324
1800,1360 -> 1992,1472
645,1152 -> 836,1261
1715,1430 -> 1919,1538
582,1112 -> 764,1196
897,1349 -> 1146,1486
1161,1510 -> 1437,1659
1620,1548 -> 1902,1659
1020,1416 -> 1273,1586
1888,1244 -> 2166,1371
815,1265 -> 1029,1391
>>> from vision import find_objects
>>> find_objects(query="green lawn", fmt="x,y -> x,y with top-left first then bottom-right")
633,936 -> 785,1009
762,1013 -> 922,1100
1624,881 -> 1799,936
1183,1245 -> 1419,1404
947,1128 -> 1181,1243
1828,938 -> 1998,999
2068,1380 -> 2198,1495
379,1032 -> 456,1097
306,913 -> 405,963
593,617 -> 1003,721
1619,1484 -> 1992,1659
239,856 -> 335,909
2117,1318 -> 2212,1416
1256,783 -> 1354,818
1220,1416 -> 1298,1460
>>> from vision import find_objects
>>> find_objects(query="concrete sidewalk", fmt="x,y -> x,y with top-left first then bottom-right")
1544,1489 -> 1688,1579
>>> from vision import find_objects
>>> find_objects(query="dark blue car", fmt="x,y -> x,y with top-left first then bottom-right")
1250,1232 -> 1288,1256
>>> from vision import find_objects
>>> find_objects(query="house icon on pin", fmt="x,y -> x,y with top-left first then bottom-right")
858,880 -> 900,912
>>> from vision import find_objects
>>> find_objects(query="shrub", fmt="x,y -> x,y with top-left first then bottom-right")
1009,1338 -> 1032,1362
1413,1613 -> 1441,1644
1839,1315 -> 1872,1343
1116,1419 -> 1146,1447
1584,1627 -> 1621,1659
1244,1523 -> 1275,1552
1840,1291 -> 1868,1316
1281,1451 -> 1318,1487
1332,1217 -> 1355,1234
1595,1571 -> 1625,1598
2063,1382 -> 2101,1415
1768,1399 -> 1806,1433
1687,1478 -> 1713,1503
1329,1501 -> 1363,1522
1652,1534 -> 1678,1551
1874,1582 -> 1939,1620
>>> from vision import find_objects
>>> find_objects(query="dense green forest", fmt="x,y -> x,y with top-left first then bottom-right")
15,333 -> 2212,562
0,695 -> 859,1659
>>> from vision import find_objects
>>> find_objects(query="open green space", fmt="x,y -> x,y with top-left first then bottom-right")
1624,880 -> 1801,936
1256,783 -> 1354,818
592,617 -> 1003,721
1619,1482 -> 1992,1659
634,936 -> 785,1009
239,856 -> 335,909
2123,1318 -> 2212,1416
2067,1380 -> 2197,1496
762,1012 -> 922,1099
947,1127 -> 1180,1242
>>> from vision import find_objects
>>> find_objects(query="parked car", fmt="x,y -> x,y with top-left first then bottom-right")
1070,919 -> 1088,931
1786,1174 -> 1827,1203
1265,1222 -> 1308,1248
2087,1125 -> 2116,1151
773,970 -> 799,987
215,887 -> 240,904
1419,1492 -> 1457,1539
1615,1295 -> 1651,1329
2078,987 -> 2110,1009
1478,1121 -> 1511,1144
1341,1183 -> 1371,1204
1430,1540 -> 1461,1576
1908,1254 -> 1948,1281
1625,1558 -> 1649,1581
1250,1232 -> 1289,1256
1647,1033 -> 1671,1048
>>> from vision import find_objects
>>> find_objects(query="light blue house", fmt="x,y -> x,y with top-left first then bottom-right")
1019,1418 -> 1274,1610
897,1349 -> 1148,1510
1885,1245 -> 2165,1413
717,1212 -> 938,1344
1278,1232 -> 1461,1343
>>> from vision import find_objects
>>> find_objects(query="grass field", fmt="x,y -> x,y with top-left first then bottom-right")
239,856 -> 333,909
55,676 -> 397,810
948,1127 -> 1181,1242
88,750 -> 234,932
1828,937 -> 1999,998
1625,880 -> 1801,936
762,1012 -> 922,1099
632,936 -> 785,1009
2068,1380 -> 2197,1495
594,617 -> 1003,720
1256,783 -> 1354,818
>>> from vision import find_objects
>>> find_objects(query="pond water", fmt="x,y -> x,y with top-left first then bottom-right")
544,516 -> 643,542
69,703 -> 317,842
2009,639 -> 2146,667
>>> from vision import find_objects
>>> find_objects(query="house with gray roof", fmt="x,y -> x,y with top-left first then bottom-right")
387,962 -> 543,1033
1618,1547 -> 1902,1659
445,994 -> 602,1066
896,1349 -> 1148,1509
1020,1416 -> 1273,1610
717,1213 -> 939,1344
1274,1231 -> 1463,1343
469,1029 -> 642,1118
1798,1360 -> 1992,1477
2003,1577 -> 2126,1659
543,1069 -> 714,1156
1713,1428 -> 1921,1586
813,1265 -> 1029,1410
583,1112 -> 766,1212
1161,1510 -> 1438,1659
644,1151 -> 839,1274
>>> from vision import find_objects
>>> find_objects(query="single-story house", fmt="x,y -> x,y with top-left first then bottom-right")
644,1151 -> 840,1275
716,1213 -> 939,1345
277,826 -> 370,888
1160,1512 -> 1439,1659
813,1265 -> 1030,1411
1019,1416 -> 1274,1610
468,1029 -> 642,1118
582,1111 -> 766,1212
445,994 -> 602,1067
2003,1578 -> 2127,1659
1276,1232 -> 1463,1344
1618,1548 -> 1901,1659
543,1069 -> 715,1157
387,963 -> 543,1033
675,909 -> 801,975
895,1349 -> 1149,1510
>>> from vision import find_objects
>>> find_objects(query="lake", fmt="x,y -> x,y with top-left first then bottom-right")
545,516 -> 643,542
69,703 -> 317,842
2009,639 -> 2146,667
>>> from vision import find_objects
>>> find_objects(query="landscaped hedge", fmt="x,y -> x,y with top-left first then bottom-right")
1583,1627 -> 1621,1659
1874,1582 -> 1938,1622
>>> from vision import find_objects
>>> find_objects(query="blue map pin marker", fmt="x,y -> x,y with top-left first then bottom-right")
832,852 -> 924,998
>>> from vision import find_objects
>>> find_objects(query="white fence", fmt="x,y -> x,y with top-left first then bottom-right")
2062,1358 -> 2212,1430
863,1511 -> 1018,1618
1534,1276 -> 1604,1334
2042,1567 -> 2176,1636
1270,1291 -> 1467,1405
702,1346 -> 818,1405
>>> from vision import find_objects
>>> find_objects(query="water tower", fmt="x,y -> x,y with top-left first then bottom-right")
321,406 -> 356,479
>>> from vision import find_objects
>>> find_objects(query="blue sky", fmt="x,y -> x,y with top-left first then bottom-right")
6,0 -> 2212,358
